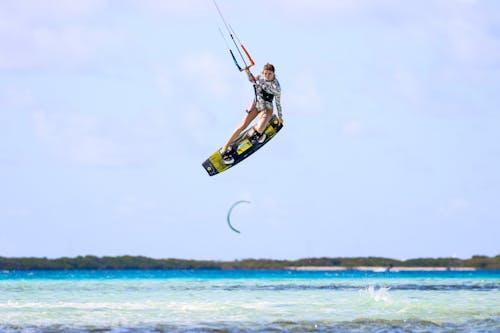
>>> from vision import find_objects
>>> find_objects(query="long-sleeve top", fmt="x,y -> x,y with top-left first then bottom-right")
247,71 -> 282,119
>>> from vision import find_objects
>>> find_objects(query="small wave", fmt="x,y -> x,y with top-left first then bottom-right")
158,283 -> 500,292
3,283 -> 496,293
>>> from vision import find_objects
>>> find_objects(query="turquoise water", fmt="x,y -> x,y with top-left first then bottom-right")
1,270 -> 499,332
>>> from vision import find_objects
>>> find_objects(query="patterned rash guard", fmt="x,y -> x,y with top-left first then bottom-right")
247,71 -> 282,119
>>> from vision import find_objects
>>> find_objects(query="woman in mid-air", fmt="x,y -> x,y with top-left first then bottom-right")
220,63 -> 283,164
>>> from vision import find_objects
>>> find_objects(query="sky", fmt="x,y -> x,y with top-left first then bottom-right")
1,0 -> 499,261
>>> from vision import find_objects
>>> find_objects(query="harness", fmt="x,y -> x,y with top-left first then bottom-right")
253,81 -> 274,103
261,89 -> 274,103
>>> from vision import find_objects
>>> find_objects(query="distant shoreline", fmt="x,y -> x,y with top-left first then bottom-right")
0,255 -> 498,270
286,266 -> 478,272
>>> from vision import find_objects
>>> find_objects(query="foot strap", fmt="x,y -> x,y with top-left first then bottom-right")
251,128 -> 263,139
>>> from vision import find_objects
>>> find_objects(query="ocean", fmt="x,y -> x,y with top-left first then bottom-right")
1,269 -> 499,332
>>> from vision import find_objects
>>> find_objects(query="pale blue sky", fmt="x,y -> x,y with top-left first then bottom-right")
1,0 -> 499,260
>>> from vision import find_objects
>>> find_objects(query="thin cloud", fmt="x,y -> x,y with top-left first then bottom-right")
153,66 -> 174,98
445,15 -> 500,68
341,120 -> 364,137
439,197 -> 472,218
34,110 -> 103,165
33,110 -> 137,167
138,0 -> 211,20
0,86 -> 34,110
286,71 -> 325,114
179,104 -> 214,148
391,69 -> 425,105
1,25 -> 124,70
181,52 -> 233,97
0,0 -> 107,22
0,1 -> 122,70
270,0 -> 397,18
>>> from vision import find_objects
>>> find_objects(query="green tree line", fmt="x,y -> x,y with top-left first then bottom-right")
0,255 -> 498,270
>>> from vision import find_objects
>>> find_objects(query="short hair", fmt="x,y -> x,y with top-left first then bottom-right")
263,63 -> 275,72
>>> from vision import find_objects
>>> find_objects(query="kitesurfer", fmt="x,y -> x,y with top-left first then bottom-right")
219,63 -> 283,164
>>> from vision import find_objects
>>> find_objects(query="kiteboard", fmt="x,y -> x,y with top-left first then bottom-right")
202,115 -> 283,176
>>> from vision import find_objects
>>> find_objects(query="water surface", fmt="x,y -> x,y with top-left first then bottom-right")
1,269 -> 498,332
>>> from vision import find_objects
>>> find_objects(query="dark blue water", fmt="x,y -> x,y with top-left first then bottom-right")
2,268 -> 499,280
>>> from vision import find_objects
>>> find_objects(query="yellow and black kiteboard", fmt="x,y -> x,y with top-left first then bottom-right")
202,115 -> 283,176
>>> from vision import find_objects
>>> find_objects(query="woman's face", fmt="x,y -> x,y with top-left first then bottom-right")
263,69 -> 275,81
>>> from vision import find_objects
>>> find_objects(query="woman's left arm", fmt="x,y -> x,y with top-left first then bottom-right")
271,80 -> 283,120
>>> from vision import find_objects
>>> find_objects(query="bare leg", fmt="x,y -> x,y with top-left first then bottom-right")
254,108 -> 273,134
221,103 -> 259,153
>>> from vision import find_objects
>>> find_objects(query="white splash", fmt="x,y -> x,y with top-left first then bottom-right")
361,285 -> 392,303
